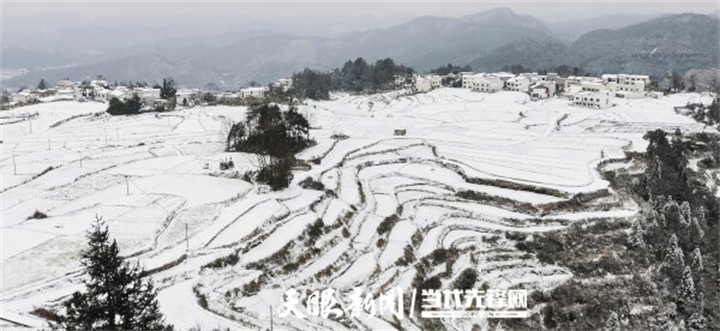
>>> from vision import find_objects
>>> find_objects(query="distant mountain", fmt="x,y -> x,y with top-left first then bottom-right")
571,13 -> 720,77
2,9 -> 718,89
546,14 -> 663,42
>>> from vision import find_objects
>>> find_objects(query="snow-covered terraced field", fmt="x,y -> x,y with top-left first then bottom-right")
1,89 -> 714,329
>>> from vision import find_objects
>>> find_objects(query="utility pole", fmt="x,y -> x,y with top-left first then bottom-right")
185,223 -> 189,251
125,176 -> 129,195
270,305 -> 273,331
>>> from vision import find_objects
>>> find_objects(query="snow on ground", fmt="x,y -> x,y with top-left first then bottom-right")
1,89 -> 713,329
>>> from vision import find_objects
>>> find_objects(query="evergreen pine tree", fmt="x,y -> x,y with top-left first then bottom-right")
37,78 -> 49,90
678,266 -> 700,320
161,77 -> 177,100
54,217 -> 171,330
663,234 -> 685,284
629,220 -> 646,248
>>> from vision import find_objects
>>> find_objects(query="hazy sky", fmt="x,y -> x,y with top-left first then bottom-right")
3,0 -> 718,30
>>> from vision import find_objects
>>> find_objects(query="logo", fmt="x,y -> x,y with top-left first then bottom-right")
278,287 -> 528,320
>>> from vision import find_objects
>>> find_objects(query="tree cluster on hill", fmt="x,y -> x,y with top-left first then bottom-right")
429,63 -> 471,76
53,217 -> 171,330
291,57 -> 414,100
291,69 -> 332,101
226,103 -> 312,190
331,57 -> 413,93
106,95 -> 142,116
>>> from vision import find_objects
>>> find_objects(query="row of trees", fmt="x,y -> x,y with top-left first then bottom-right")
226,103 -> 312,190
291,57 -> 414,100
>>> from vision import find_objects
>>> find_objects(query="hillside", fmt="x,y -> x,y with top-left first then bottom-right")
571,13 -> 720,77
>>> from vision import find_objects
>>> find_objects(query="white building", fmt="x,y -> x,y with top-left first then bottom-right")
530,82 -> 556,99
56,80 -> 76,90
565,76 -> 603,90
107,89 -> 130,102
240,87 -> 265,98
429,75 -> 442,88
461,72 -> 477,89
134,88 -> 161,106
506,76 -> 530,92
493,72 -> 516,83
11,91 -> 32,103
95,88 -> 111,101
415,76 -> 433,93
602,74 -> 649,99
176,89 -> 199,105
580,81 -> 610,93
471,74 -> 504,93
571,91 -> 612,109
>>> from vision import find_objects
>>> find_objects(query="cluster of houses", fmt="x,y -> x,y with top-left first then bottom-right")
412,71 -> 654,109
3,77 -> 295,109
4,71 -> 655,111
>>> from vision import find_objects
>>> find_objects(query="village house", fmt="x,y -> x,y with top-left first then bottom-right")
571,91 -> 612,109
134,87 -> 161,106
240,87 -> 265,98
471,74 -> 504,93
506,76 -> 530,92
603,74 -> 649,99
580,81 -> 611,93
107,88 -> 131,102
176,89 -> 199,106
415,76 -> 433,93
564,76 -> 603,90
11,91 -> 33,104
530,82 -> 556,99
460,72 -> 477,89
429,75 -> 442,88
56,80 -> 76,90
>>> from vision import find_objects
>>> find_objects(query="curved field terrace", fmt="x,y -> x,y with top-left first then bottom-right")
0,90 -> 714,329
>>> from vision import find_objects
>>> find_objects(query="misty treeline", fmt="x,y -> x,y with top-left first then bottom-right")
226,103 -> 312,190
49,217 -> 171,330
507,129 -> 719,330
291,57 -> 414,100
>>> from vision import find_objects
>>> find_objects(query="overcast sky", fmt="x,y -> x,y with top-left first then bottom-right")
4,1 -> 718,24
